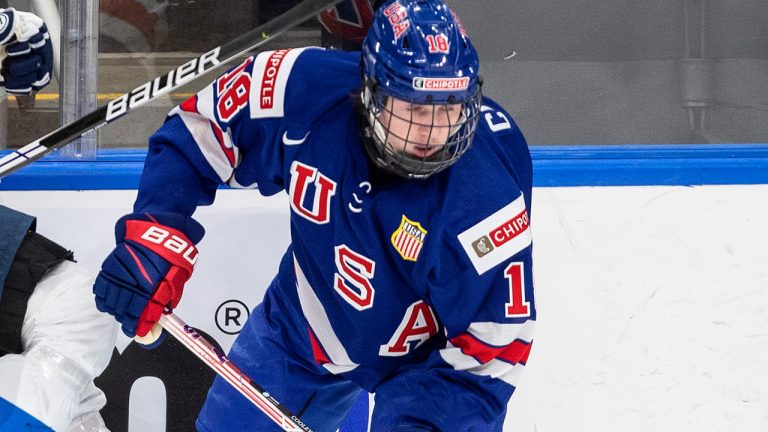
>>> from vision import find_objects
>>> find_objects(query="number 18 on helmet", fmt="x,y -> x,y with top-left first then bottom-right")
361,0 -> 483,179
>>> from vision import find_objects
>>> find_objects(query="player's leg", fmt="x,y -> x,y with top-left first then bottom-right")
0,259 -> 117,431
196,303 -> 362,432
370,383 -> 510,432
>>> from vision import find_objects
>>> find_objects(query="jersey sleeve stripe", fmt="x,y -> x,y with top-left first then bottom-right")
308,327 -> 332,365
227,176 -> 258,189
440,344 -> 528,387
449,333 -> 533,365
466,321 -> 536,346
171,109 -> 237,182
171,86 -> 239,183
294,255 -> 359,374
209,121 -> 235,167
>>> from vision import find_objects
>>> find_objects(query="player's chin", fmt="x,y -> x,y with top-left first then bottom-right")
406,143 -> 443,159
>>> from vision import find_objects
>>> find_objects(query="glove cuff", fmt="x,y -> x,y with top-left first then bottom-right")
115,212 -> 205,244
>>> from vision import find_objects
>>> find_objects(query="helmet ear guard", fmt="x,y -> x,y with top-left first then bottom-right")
360,0 -> 483,179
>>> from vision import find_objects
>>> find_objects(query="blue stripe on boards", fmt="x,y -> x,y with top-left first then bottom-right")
2,144 -> 768,190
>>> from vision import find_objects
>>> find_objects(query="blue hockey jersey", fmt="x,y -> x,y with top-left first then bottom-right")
134,47 -> 536,429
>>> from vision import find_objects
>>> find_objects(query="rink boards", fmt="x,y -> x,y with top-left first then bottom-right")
1,145 -> 768,431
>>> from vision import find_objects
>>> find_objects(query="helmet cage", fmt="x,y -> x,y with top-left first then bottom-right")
362,80 -> 482,179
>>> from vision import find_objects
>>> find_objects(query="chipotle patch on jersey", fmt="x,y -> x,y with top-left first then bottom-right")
259,49 -> 291,110
249,47 -> 308,119
471,236 -> 494,258
457,194 -> 532,275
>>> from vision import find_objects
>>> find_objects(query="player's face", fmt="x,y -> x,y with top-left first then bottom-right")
378,97 -> 463,159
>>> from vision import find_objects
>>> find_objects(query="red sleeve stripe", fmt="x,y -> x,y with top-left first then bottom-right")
308,327 -> 331,366
179,94 -> 199,113
179,89 -> 234,167
208,121 -> 235,167
293,257 -> 359,375
169,108 -> 236,182
449,333 -> 532,365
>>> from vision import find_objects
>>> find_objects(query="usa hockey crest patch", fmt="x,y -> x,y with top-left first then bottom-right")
391,215 -> 427,261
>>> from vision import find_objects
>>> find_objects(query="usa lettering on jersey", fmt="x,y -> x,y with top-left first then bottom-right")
289,161 -> 337,225
379,301 -> 439,357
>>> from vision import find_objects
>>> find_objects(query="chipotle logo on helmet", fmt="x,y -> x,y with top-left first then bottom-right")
412,77 -> 470,91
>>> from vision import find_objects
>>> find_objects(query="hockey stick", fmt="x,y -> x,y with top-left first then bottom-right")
0,0 -> 344,178
156,310 -> 314,432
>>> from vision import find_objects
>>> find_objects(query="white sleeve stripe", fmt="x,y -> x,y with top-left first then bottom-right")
171,109 -> 235,182
467,320 -> 536,347
440,344 -> 528,387
294,256 -> 359,374
227,176 -> 258,189
195,82 -> 217,122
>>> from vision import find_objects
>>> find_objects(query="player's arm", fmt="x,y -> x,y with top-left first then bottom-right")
93,50 -> 310,338
0,8 -> 53,95
374,114 -> 536,430
374,218 -> 536,430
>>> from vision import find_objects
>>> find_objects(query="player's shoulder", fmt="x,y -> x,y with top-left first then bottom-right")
448,96 -> 531,198
434,97 -> 533,273
246,47 -> 361,123
442,148 -> 528,232
475,96 -> 528,155
249,47 -> 359,80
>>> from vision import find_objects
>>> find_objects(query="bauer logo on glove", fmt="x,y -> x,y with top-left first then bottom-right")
133,223 -> 199,266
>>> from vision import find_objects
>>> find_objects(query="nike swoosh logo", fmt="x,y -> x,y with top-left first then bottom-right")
282,131 -> 310,146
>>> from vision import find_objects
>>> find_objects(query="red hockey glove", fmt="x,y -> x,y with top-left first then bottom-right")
94,213 -> 202,338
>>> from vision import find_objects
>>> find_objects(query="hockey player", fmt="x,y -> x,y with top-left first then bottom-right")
0,8 -> 117,432
93,0 -> 536,430
0,205 -> 117,432
0,7 -> 53,95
